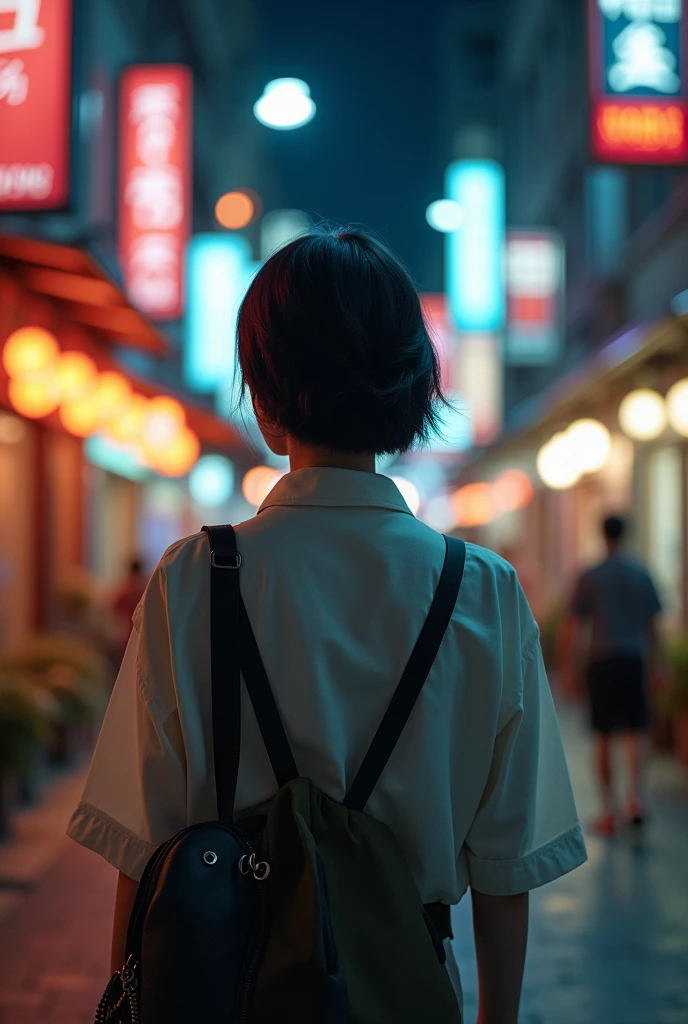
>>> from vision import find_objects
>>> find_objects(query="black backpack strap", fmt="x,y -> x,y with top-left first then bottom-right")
203,524 -> 242,822
344,536 -> 467,812
204,524 -> 299,817
238,597 -> 300,787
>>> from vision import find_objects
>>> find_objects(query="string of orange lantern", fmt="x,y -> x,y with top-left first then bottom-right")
2,327 -> 200,478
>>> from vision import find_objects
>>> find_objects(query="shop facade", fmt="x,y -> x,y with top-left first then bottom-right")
452,314 -> 688,636
0,234 -> 243,649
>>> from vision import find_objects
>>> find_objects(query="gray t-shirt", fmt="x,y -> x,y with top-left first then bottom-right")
571,554 -> 662,662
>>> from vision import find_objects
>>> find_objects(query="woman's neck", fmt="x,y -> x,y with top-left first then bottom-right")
286,438 -> 376,474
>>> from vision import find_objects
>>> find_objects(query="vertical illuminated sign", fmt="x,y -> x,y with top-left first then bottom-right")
445,160 -> 505,333
119,65 -> 192,320
589,0 -> 688,163
0,0 -> 74,210
184,234 -> 255,393
505,231 -> 565,366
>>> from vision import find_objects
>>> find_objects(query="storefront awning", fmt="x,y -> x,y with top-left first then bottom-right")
0,234 -> 170,356
455,314 -> 688,482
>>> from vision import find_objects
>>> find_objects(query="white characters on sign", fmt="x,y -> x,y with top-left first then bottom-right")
124,80 -> 185,317
0,162 -> 52,199
0,0 -> 45,107
0,0 -> 45,55
0,57 -> 28,104
124,166 -> 183,230
608,20 -> 681,92
599,0 -> 681,20
128,234 -> 180,313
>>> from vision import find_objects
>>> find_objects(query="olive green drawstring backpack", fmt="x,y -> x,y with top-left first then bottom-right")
97,524 -> 465,1024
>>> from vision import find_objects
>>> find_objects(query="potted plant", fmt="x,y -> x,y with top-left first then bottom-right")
0,676 -> 47,835
0,634 -> 107,766
664,638 -> 688,767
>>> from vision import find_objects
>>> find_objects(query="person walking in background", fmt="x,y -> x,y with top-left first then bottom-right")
563,515 -> 667,836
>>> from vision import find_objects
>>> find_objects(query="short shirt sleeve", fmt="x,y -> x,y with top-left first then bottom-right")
464,637 -> 588,896
66,567 -> 187,881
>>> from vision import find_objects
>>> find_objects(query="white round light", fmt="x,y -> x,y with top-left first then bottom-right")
189,455 -> 234,508
565,418 -> 611,474
390,476 -> 421,515
618,389 -> 667,441
536,433 -> 581,490
666,378 -> 688,437
254,79 -> 316,130
425,199 -> 464,232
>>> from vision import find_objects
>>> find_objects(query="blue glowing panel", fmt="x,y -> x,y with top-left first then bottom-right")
445,160 -> 505,333
184,234 -> 254,393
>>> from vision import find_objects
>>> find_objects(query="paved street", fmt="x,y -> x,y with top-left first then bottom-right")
0,700 -> 687,1024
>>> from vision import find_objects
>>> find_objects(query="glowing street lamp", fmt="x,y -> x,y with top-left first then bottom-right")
425,199 -> 464,232
254,79 -> 316,130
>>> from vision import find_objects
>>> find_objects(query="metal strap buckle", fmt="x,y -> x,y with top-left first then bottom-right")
210,551 -> 242,569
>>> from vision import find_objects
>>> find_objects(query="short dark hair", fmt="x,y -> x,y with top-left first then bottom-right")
235,228 -> 450,456
603,515 -> 626,542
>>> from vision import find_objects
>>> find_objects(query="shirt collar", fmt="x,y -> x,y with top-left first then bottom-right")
257,467 -> 414,516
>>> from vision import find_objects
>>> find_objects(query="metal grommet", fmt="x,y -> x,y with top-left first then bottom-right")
202,850 -> 218,866
253,860 -> 271,881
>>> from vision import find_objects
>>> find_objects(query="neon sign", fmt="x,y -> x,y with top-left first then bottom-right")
0,0 -> 74,210
119,65 -> 193,320
506,232 -> 565,366
589,0 -> 688,162
444,160 -> 505,333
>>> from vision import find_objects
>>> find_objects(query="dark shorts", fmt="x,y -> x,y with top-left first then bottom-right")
587,656 -> 648,734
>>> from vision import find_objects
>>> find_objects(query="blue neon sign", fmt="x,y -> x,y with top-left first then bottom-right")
445,160 -> 505,333
184,234 -> 255,393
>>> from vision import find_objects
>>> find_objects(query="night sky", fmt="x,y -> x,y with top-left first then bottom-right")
260,0 -> 448,291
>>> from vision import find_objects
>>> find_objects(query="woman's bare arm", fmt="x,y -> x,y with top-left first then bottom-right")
471,889 -> 529,1024
111,872 -> 139,975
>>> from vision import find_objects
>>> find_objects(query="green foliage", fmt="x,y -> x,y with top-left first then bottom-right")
0,676 -> 51,773
0,633 -> 105,687
0,634 -> 107,726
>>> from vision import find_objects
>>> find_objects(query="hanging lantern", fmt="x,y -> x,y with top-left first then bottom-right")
141,396 -> 186,456
536,433 -> 581,490
618,389 -> 666,441
152,428 -> 200,477
8,378 -> 60,419
60,395 -> 101,437
107,394 -> 148,445
56,351 -> 98,402
3,327 -> 60,382
565,419 -> 611,474
95,371 -> 133,424
666,378 -> 688,438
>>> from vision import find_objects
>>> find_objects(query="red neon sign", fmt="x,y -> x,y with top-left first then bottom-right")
119,65 -> 192,321
0,0 -> 74,210
588,0 -> 688,164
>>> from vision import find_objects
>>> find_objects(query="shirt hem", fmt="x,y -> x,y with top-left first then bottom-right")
66,801 -> 156,882
467,822 -> 588,896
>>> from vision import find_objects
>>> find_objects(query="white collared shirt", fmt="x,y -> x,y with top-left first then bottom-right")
68,468 -> 587,904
